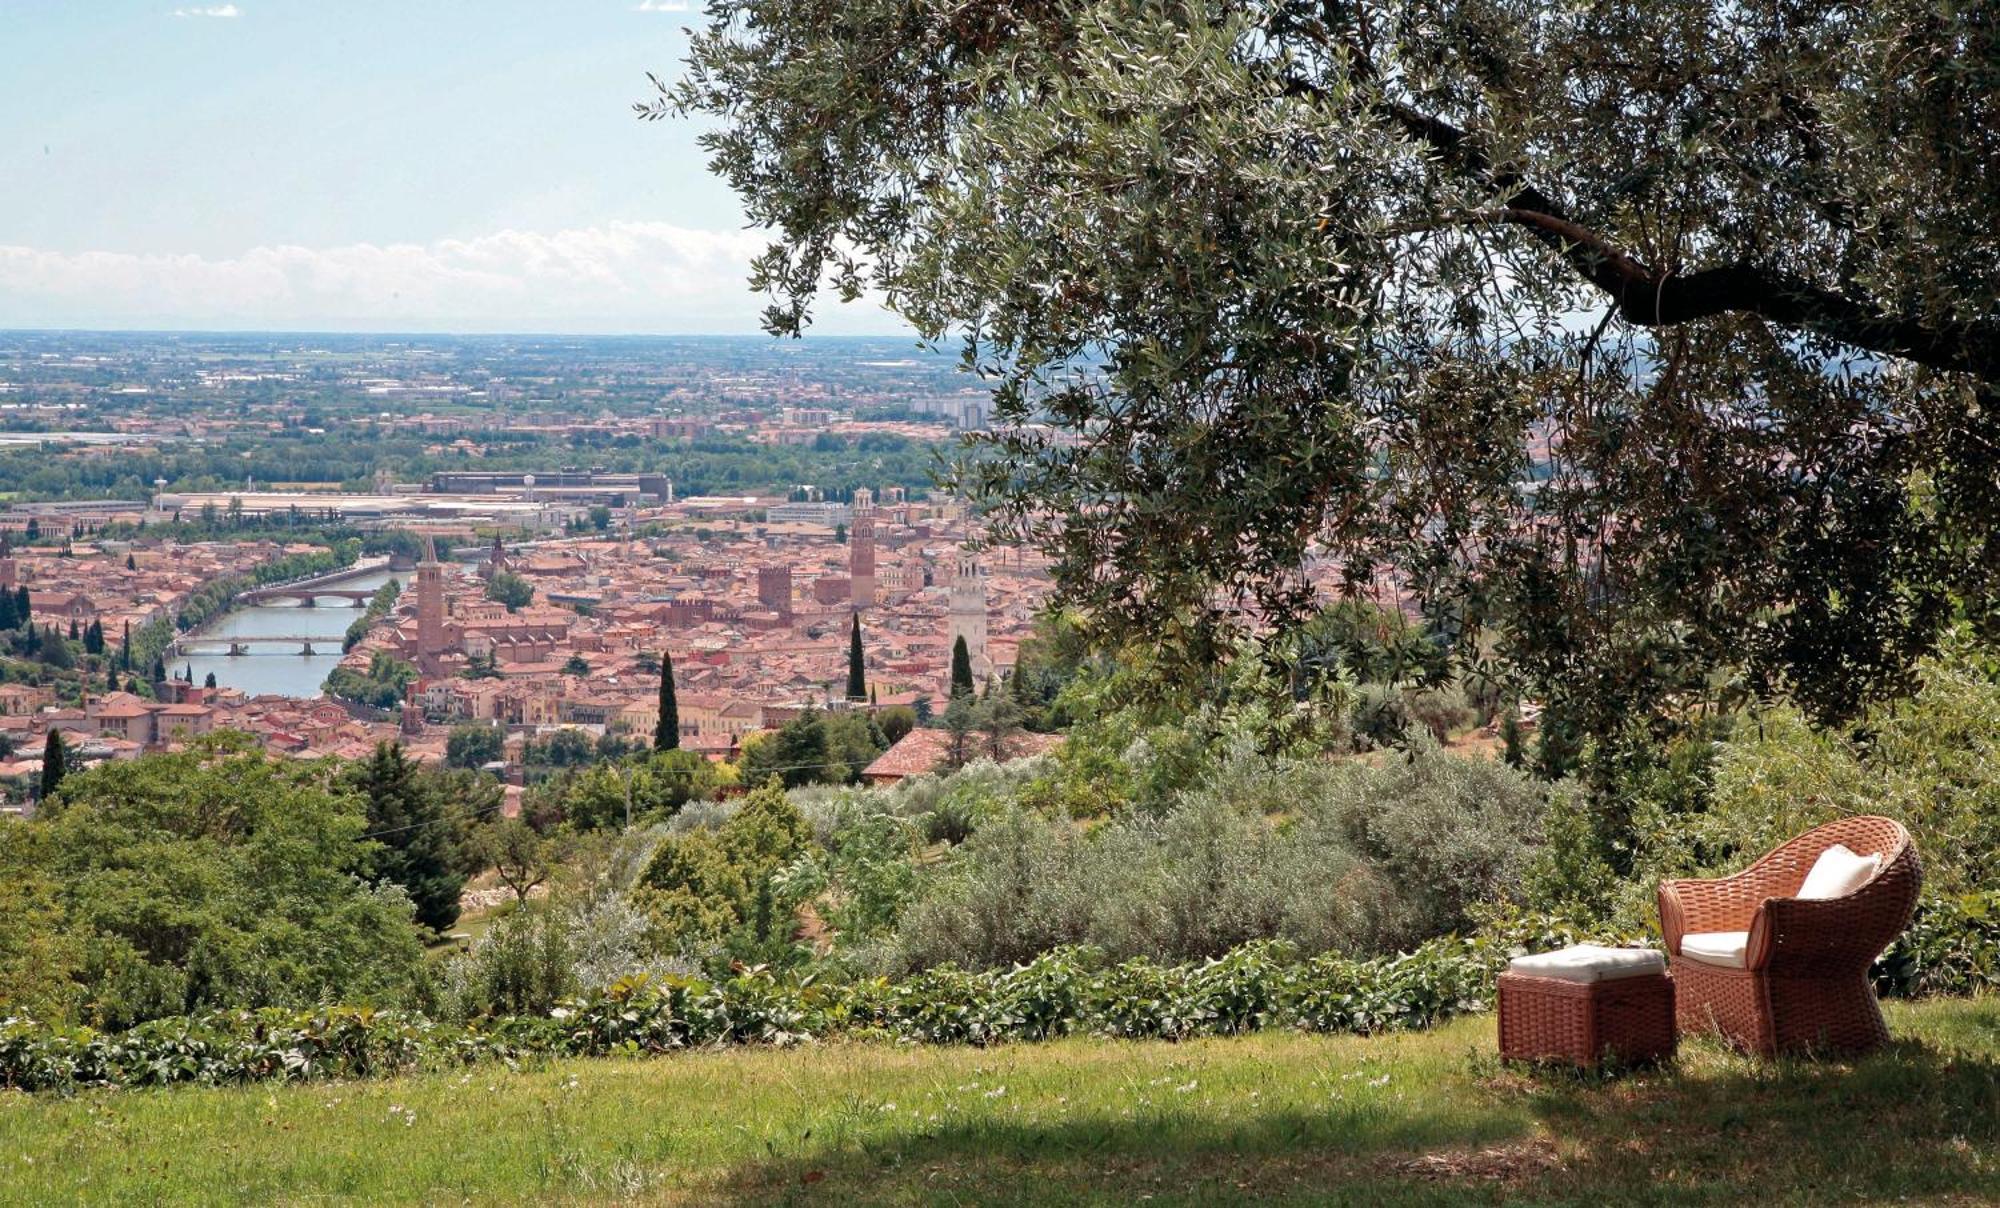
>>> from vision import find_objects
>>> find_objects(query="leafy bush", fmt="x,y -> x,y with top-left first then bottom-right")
1874,891 -> 2000,999
894,741 -> 1549,971
0,736 -> 427,1030
632,781 -> 812,964
0,934 -> 1508,1094
432,895 -> 695,1021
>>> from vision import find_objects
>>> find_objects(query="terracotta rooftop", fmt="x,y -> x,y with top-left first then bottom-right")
861,726 -> 1062,783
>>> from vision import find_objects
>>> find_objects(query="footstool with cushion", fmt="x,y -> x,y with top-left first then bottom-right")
1497,944 -> 1676,1067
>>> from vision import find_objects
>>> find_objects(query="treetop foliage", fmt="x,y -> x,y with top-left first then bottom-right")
663,0 -> 2000,738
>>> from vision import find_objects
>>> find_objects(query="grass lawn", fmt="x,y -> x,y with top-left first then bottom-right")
1,997 -> 1993,1206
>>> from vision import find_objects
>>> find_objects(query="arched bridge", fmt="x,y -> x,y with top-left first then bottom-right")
168,634 -> 336,657
234,587 -> 375,606
235,557 -> 396,606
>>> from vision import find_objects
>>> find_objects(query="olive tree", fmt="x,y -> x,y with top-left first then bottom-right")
658,0 -> 2000,739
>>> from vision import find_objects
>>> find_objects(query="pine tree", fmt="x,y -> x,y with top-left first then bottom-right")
654,650 -> 680,750
350,742 -> 465,933
949,635 -> 974,699
845,612 -> 867,701
38,730 -> 65,801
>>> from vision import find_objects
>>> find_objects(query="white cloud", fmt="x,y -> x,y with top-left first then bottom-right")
170,4 -> 241,16
0,222 -> 902,335
632,0 -> 689,11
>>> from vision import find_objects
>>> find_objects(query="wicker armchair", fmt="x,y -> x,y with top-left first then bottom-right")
1659,815 -> 1921,1056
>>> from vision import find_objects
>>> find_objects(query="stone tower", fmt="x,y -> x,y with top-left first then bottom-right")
415,533 -> 447,675
849,488 -> 876,609
757,565 -> 793,619
947,547 -> 990,681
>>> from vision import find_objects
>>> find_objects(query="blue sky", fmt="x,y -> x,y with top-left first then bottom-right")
0,1 -> 908,334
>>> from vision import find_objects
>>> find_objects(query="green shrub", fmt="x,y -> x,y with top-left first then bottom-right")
893,744 -> 1548,971
1874,891 -> 2000,999
632,780 -> 813,964
0,934 -> 1508,1094
0,737 -> 427,1030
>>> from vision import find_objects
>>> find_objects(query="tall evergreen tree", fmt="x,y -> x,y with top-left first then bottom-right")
349,742 -> 465,932
67,618 -> 79,642
949,635 -> 974,699
845,612 -> 867,701
38,730 -> 65,801
654,649 -> 680,750
0,590 -> 15,630
150,655 -> 166,684
203,672 -> 217,689
14,586 -> 29,624
120,621 -> 131,670
84,619 -> 103,655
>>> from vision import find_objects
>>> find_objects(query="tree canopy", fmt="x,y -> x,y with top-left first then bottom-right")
662,0 -> 2000,738
2,735 -> 426,1028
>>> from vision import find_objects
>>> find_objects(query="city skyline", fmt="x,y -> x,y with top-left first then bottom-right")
1,2 -> 909,336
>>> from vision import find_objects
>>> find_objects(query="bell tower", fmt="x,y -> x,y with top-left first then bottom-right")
849,488 -> 876,609
415,533 -> 447,674
947,547 -> 989,680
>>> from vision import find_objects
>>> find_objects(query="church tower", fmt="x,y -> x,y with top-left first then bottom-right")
415,534 -> 447,675
849,488 -> 876,609
947,547 -> 990,680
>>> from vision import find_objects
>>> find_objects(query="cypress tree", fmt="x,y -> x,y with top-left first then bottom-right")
126,553 -> 136,570
151,655 -> 166,684
949,635 -> 974,699
14,586 -> 28,623
120,621 -> 131,669
67,618 -> 79,642
203,671 -> 217,689
845,612 -> 867,701
0,591 -> 14,630
38,730 -> 65,801
654,650 -> 680,750
84,619 -> 103,655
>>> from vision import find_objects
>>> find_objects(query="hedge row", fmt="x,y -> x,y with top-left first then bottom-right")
0,937 -> 1504,1093
6,900 -> 1989,1096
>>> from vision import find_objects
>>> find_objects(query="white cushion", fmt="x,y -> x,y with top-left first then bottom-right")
1796,843 -> 1881,900
1507,944 -> 1666,983
1679,930 -> 1749,969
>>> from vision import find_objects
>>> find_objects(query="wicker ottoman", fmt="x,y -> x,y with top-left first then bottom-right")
1497,945 -> 1676,1067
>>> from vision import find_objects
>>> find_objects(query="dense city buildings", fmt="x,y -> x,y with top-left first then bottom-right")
0,332 -> 1065,809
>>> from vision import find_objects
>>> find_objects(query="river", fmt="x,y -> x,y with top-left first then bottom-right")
174,571 -> 403,698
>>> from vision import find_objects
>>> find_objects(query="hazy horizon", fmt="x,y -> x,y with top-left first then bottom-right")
2,2 -> 910,337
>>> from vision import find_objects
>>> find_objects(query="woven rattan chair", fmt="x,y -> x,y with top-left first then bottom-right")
1658,815 -> 1921,1056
